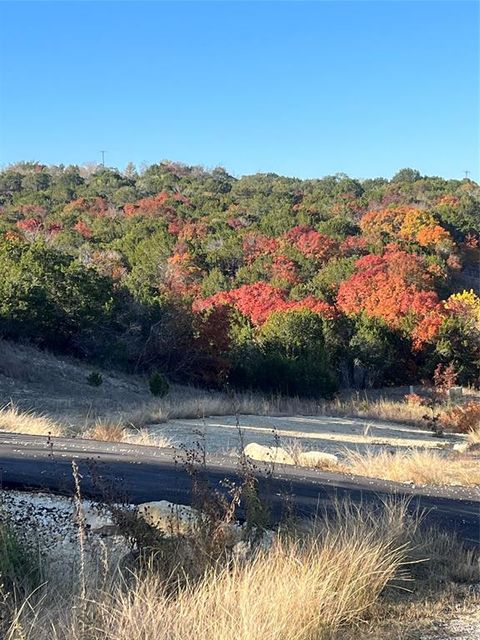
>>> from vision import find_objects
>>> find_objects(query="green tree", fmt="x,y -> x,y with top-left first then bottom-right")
234,309 -> 338,397
0,239 -> 114,350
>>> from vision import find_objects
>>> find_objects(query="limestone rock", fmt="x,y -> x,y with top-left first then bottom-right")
244,443 -> 295,466
453,443 -> 469,453
137,500 -> 198,535
84,507 -> 117,535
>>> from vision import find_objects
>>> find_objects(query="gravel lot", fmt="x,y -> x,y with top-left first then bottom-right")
153,413 -> 466,456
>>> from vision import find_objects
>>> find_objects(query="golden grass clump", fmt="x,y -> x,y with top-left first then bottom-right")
83,421 -> 173,447
121,428 -> 173,448
345,449 -> 480,486
0,404 -> 65,437
467,426 -> 480,446
5,500 -> 479,640
83,422 -> 125,442
9,504 -> 408,640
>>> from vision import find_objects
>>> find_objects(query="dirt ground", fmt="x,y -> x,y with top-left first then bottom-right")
152,414 -> 467,456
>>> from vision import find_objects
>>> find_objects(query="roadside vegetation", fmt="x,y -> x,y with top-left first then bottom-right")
344,449 -> 480,487
1,488 -> 478,640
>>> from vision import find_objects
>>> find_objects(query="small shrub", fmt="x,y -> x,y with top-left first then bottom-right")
433,363 -> 458,396
86,371 -> 103,387
149,372 -> 170,397
404,392 -> 425,406
0,520 -> 41,596
439,401 -> 480,434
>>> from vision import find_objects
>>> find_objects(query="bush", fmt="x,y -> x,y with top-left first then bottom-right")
439,401 -> 480,433
404,393 -> 425,406
149,372 -> 170,397
86,371 -> 103,387
0,520 -> 41,596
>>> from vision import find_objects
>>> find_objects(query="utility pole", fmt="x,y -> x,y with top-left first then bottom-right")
464,170 -> 470,179
100,150 -> 106,167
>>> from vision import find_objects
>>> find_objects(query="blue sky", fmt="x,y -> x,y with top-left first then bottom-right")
0,1 -> 478,180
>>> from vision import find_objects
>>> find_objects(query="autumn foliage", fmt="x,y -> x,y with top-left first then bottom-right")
337,249 -> 439,328
195,282 -> 336,326
0,160 -> 479,392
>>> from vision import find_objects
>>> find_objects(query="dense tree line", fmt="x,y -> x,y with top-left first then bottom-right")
0,160 -> 479,395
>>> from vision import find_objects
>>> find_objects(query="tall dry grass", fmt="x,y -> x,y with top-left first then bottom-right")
8,502 -> 411,640
467,426 -> 480,447
0,404 -> 66,437
125,392 -> 431,427
345,449 -> 480,486
83,421 -> 174,447
5,500 -> 479,640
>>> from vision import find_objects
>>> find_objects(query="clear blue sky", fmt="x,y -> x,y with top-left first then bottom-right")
0,1 -> 478,180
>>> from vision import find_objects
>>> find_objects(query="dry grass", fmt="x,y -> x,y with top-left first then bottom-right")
120,428 -> 173,448
0,404 -> 66,437
5,502 -> 410,640
323,397 -> 429,427
345,449 -> 480,486
126,393 -> 433,428
83,421 -> 125,442
2,338 -> 479,433
125,391 -> 316,426
83,421 -> 174,447
6,500 -> 479,640
467,426 -> 480,446
0,405 -> 174,447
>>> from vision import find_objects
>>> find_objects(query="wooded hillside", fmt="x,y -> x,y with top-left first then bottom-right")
1,161 -> 478,395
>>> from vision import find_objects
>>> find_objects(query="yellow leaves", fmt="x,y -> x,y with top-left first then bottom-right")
446,289 -> 480,327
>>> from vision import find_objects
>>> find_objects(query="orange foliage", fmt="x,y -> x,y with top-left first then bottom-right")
243,233 -> 279,265
337,249 -> 440,330
74,220 -> 93,238
360,206 -> 453,252
284,226 -> 337,263
124,192 -> 174,218
194,282 -> 336,326
439,401 -> 480,434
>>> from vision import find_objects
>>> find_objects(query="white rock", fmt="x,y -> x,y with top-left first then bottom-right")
257,529 -> 275,551
298,451 -> 339,468
453,443 -> 468,453
84,507 -> 117,535
232,528 -> 276,562
244,443 -> 295,466
137,500 -> 198,535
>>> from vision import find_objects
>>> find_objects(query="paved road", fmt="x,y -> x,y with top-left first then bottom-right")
0,432 -> 478,545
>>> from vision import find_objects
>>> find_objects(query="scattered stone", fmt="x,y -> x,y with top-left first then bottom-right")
216,521 -> 243,547
232,528 -> 276,562
0,490 -> 129,582
244,443 -> 295,465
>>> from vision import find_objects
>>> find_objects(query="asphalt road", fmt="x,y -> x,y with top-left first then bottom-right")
0,432 -> 479,545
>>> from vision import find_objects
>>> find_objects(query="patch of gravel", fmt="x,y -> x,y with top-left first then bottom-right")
422,615 -> 480,640
0,490 -> 130,580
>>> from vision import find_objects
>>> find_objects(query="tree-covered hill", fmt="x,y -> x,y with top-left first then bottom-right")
0,161 -> 479,395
